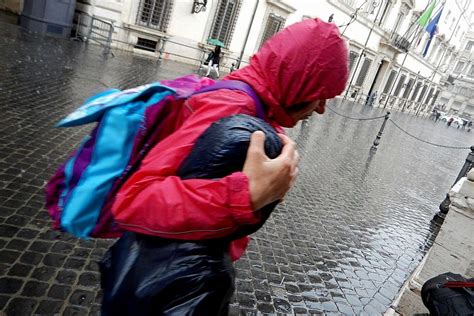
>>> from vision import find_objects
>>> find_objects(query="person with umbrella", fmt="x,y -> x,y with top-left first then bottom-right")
205,39 -> 223,78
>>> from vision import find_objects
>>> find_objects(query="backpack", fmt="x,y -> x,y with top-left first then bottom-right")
421,272 -> 474,315
45,75 -> 265,239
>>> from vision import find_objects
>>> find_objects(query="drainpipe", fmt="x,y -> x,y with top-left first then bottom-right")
236,0 -> 259,69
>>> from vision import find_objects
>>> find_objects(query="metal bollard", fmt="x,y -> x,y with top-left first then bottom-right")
433,145 -> 474,224
371,112 -> 390,150
158,39 -> 167,60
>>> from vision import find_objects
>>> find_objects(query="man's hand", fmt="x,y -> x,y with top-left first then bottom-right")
243,131 -> 299,210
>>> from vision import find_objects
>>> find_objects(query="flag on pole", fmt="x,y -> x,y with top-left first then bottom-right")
417,0 -> 436,27
423,6 -> 444,57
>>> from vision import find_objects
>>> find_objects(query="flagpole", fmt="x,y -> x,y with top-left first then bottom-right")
415,0 -> 468,115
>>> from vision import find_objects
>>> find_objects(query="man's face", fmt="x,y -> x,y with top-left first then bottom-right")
287,99 -> 327,122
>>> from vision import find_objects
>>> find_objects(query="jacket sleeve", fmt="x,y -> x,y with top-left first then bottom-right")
112,90 -> 261,240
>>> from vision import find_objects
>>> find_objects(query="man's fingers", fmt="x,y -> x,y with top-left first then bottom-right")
248,131 -> 266,156
277,133 -> 291,145
277,134 -> 296,160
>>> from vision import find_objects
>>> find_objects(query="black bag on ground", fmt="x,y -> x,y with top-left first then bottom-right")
421,272 -> 474,315
101,114 -> 282,315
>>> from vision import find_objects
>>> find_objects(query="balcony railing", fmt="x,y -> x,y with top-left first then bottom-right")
391,33 -> 411,53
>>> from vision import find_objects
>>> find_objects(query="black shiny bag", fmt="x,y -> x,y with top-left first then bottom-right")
421,272 -> 474,316
101,114 -> 282,315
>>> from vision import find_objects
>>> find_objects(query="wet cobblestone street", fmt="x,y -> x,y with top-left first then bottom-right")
1,15 -> 473,315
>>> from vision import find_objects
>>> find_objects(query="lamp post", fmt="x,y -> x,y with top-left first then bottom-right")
236,0 -> 259,69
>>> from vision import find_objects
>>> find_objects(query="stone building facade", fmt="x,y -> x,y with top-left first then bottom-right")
8,0 -> 474,116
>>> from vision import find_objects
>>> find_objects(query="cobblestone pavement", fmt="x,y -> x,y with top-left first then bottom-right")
1,14 -> 473,315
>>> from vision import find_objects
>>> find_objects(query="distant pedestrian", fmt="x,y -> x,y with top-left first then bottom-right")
447,117 -> 454,127
468,121 -> 472,132
365,90 -> 377,107
435,111 -> 441,122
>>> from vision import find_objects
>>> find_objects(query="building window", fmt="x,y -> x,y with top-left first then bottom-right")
402,78 -> 414,99
444,10 -> 451,23
448,17 -> 455,30
410,82 -> 422,101
430,90 -> 439,106
364,0 -> 377,15
425,87 -> 434,104
355,58 -> 372,86
468,65 -> 474,78
465,41 -> 474,52
454,61 -> 465,74
260,13 -> 286,48
417,85 -> 427,102
383,70 -> 397,94
393,74 -> 406,96
210,0 -> 242,47
377,0 -> 392,26
135,37 -> 158,52
341,0 -> 357,7
349,51 -> 359,73
136,0 -> 174,32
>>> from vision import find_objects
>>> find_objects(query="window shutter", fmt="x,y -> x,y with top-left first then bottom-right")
137,0 -> 173,32
260,13 -> 285,48
355,58 -> 372,86
425,87 -> 434,104
210,0 -> 241,47
349,51 -> 359,73
383,70 -> 397,93
402,78 -> 414,99
430,90 -> 439,106
411,82 -> 422,101
394,74 -> 406,96
417,85 -> 427,102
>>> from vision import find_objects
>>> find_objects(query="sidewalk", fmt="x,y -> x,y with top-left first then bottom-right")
388,170 -> 474,314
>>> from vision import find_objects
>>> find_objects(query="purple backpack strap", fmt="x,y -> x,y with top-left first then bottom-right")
191,80 -> 266,120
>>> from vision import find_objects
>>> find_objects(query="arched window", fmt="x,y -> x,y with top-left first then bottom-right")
209,0 -> 242,47
136,0 -> 174,32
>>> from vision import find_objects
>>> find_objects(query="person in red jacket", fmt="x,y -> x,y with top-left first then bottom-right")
104,18 -> 348,315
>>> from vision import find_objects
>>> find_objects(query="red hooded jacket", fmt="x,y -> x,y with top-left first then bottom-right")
112,18 -> 348,260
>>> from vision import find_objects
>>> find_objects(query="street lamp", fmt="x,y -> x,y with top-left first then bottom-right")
191,0 -> 208,14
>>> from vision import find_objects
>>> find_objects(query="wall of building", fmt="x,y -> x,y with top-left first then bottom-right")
65,0 -> 474,116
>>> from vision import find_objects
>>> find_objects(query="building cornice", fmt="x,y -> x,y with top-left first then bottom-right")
266,0 -> 296,14
123,23 -> 170,39
327,0 -> 387,38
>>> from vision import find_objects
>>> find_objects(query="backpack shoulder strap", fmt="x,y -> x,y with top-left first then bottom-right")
191,80 -> 266,120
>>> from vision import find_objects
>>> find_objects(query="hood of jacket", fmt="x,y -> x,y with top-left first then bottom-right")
225,18 -> 349,127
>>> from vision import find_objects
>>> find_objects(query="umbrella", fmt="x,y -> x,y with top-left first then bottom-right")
207,38 -> 225,47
